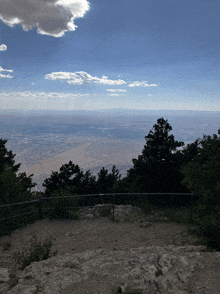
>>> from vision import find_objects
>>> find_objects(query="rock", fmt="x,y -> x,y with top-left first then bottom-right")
0,268 -> 11,294
0,268 -> 10,282
75,203 -> 168,222
5,245 -> 220,294
0,282 -> 10,294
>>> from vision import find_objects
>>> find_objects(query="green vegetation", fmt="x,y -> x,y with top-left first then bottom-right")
180,130 -> 220,250
126,118 -> 186,194
12,234 -> 58,271
0,138 -> 36,206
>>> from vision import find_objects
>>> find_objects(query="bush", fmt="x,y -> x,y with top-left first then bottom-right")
192,194 -> 220,250
96,206 -> 112,218
181,131 -> 220,251
12,235 -> 58,271
46,198 -> 71,219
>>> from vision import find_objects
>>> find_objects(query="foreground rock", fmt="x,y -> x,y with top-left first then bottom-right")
1,245 -> 220,294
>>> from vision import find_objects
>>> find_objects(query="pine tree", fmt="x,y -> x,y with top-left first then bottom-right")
42,161 -> 84,197
181,129 -> 220,250
0,138 -> 36,205
127,118 -> 185,194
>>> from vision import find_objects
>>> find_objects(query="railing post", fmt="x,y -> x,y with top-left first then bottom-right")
38,196 -> 43,220
112,193 -> 115,222
189,194 -> 193,223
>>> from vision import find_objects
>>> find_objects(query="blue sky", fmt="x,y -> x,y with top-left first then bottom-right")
0,0 -> 220,111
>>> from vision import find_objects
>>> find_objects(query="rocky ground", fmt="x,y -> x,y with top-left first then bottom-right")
0,204 -> 220,294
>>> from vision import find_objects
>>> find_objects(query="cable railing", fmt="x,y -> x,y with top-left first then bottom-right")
0,192 -> 197,223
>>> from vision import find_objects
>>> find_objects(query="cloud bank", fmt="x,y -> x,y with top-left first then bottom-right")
0,44 -> 7,51
1,91 -> 89,99
0,0 -> 90,37
0,66 -> 13,78
45,71 -> 126,85
128,81 -> 157,87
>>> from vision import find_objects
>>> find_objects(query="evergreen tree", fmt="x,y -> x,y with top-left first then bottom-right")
181,129 -> 220,250
0,138 -> 36,205
80,170 -> 97,195
96,165 -> 121,194
42,161 -> 84,197
127,118 -> 185,194
95,165 -> 122,204
96,167 -> 109,194
181,131 -> 220,206
0,138 -> 21,174
42,161 -> 99,206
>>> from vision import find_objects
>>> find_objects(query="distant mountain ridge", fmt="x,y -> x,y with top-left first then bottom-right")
1,108 -> 220,117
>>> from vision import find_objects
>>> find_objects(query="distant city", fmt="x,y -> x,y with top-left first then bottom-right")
1,109 -> 220,192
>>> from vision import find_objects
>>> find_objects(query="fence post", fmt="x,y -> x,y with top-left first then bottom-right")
112,193 -> 115,222
38,196 -> 43,220
189,194 -> 193,223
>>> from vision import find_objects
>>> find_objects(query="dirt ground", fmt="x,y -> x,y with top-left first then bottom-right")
0,208 -> 220,293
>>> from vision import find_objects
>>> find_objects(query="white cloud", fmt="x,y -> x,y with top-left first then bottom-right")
0,66 -> 13,78
107,94 -> 120,96
0,44 -> 7,51
128,81 -> 158,87
0,67 -> 13,73
107,89 -> 127,92
0,0 -> 90,37
0,73 -> 13,78
0,91 -> 89,99
45,71 -> 126,85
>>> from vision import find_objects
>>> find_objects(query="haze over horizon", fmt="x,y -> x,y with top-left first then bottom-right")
0,0 -> 220,111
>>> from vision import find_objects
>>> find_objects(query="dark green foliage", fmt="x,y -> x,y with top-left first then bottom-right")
125,118 -> 192,207
181,129 -> 220,250
0,138 -> 38,236
127,118 -> 186,193
95,165 -> 121,203
40,186 -> 80,219
81,170 -> 97,195
98,206 -> 112,218
42,161 -> 98,199
0,138 -> 21,174
96,165 -> 121,193
0,138 -> 36,206
181,131 -> 220,197
42,161 -> 82,196
42,161 -> 101,208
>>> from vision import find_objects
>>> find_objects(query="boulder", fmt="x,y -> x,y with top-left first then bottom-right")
75,203 -> 168,222
4,245 -> 220,294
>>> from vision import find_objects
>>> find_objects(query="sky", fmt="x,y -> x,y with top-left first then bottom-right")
0,0 -> 220,111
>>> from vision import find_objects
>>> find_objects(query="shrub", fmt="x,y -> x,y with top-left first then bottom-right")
12,235 -> 58,270
96,206 -> 112,218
